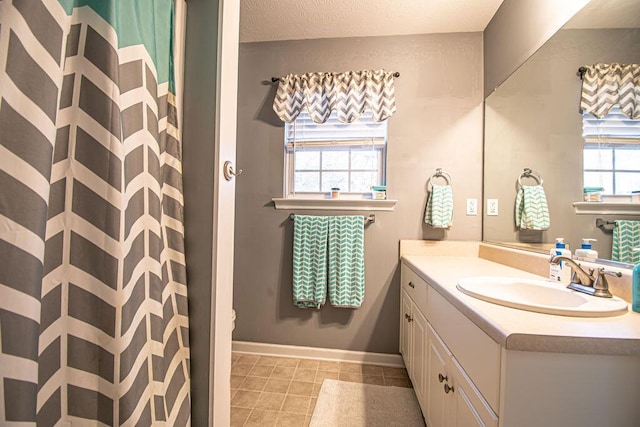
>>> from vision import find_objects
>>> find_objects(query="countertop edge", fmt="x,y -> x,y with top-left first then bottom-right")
401,255 -> 640,357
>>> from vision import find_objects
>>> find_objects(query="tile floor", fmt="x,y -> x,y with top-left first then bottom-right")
230,352 -> 412,427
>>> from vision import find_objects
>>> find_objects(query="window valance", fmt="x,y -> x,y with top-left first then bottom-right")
272,70 -> 397,124
580,63 -> 640,119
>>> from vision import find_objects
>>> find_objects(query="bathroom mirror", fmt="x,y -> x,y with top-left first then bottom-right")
483,0 -> 640,260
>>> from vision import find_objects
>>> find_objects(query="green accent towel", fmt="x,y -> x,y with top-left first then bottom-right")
424,184 -> 453,228
293,215 -> 329,308
328,216 -> 365,308
612,220 -> 640,263
515,185 -> 550,230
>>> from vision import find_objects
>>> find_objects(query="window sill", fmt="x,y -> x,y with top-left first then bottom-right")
272,198 -> 397,211
572,202 -> 640,215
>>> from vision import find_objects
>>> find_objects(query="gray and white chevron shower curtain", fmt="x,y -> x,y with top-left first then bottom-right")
580,63 -> 640,119
0,1 -> 190,425
272,70 -> 397,123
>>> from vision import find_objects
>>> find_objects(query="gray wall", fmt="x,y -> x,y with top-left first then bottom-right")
484,0 -> 589,97
233,33 -> 483,354
181,0 -> 218,425
484,28 -> 640,259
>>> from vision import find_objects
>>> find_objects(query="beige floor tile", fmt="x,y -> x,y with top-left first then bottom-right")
312,383 -> 322,397
231,364 -> 254,376
293,368 -> 317,382
361,364 -> 384,375
263,378 -> 291,393
236,354 -> 260,365
282,395 -> 311,414
254,392 -> 286,411
231,390 -> 261,408
305,415 -> 312,426
244,409 -> 279,427
230,407 -> 251,427
276,357 -> 300,368
307,397 -> 317,415
382,366 -> 408,378
384,377 -> 412,388
288,381 -> 315,396
339,372 -> 363,383
249,364 -> 274,377
298,360 -> 320,370
339,362 -> 362,373
231,375 -> 245,389
272,366 -> 296,379
239,376 -> 268,391
276,412 -> 309,427
232,353 -> 242,363
317,361 -> 340,372
231,389 -> 238,401
314,370 -> 338,384
362,375 -> 385,386
256,356 -> 280,366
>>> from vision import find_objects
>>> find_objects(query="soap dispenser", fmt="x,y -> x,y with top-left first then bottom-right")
549,238 -> 572,283
575,239 -> 598,262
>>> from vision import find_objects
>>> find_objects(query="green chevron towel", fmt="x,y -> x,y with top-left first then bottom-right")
328,216 -> 365,308
612,220 -> 640,264
515,185 -> 550,230
293,215 -> 329,308
424,184 -> 453,228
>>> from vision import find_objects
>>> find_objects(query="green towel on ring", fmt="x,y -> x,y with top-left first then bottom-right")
292,215 -> 329,308
612,220 -> 640,264
328,216 -> 365,308
515,185 -> 550,230
424,184 -> 453,228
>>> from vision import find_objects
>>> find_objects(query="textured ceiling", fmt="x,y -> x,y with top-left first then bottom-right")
240,0 -> 505,43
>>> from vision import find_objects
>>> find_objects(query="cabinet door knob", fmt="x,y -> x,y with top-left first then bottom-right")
408,281 -> 415,288
444,383 -> 455,394
404,313 -> 410,320
407,315 -> 413,323
438,373 -> 447,383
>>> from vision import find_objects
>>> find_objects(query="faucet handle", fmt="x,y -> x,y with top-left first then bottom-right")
591,268 -> 621,298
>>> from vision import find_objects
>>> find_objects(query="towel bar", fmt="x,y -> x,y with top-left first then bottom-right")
289,213 -> 375,225
517,168 -> 543,188
595,218 -> 616,232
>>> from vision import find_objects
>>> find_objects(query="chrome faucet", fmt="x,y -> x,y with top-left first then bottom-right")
548,255 -> 621,298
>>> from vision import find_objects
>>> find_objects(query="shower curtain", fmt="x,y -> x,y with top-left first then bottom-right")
0,1 -> 190,425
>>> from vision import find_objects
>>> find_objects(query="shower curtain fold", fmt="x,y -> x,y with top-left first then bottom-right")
0,1 -> 190,425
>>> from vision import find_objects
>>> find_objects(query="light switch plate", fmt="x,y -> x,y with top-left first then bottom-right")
487,199 -> 499,216
466,198 -> 478,216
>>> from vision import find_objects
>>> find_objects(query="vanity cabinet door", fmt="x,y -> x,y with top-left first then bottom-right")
400,289 -> 412,371
410,303 -> 428,409
450,358 -> 499,427
426,324 -> 451,427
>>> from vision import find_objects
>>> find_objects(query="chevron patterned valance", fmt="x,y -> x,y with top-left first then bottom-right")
580,63 -> 640,119
273,70 -> 397,124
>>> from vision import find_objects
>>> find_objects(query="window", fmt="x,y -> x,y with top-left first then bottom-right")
284,111 -> 387,198
582,106 -> 640,195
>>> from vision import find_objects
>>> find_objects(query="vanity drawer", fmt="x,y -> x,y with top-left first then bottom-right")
426,286 -> 501,414
401,263 -> 427,309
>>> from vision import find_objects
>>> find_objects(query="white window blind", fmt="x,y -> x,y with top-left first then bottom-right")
582,106 -> 640,195
284,111 -> 388,197
583,106 -> 640,143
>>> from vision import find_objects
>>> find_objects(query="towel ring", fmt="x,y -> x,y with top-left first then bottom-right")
517,168 -> 543,188
427,168 -> 452,188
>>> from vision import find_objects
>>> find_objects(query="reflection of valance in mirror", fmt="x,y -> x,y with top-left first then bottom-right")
272,70 -> 398,124
580,63 -> 640,119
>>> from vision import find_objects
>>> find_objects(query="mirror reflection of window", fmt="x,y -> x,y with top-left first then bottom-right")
582,106 -> 640,195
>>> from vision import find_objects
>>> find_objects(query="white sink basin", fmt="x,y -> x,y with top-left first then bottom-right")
457,277 -> 628,317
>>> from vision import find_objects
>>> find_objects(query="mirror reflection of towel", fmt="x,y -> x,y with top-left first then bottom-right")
612,220 -> 640,264
515,185 -> 550,230
424,184 -> 453,229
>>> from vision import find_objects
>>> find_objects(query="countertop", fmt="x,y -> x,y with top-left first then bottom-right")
402,255 -> 640,356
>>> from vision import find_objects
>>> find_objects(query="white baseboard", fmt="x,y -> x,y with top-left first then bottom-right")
232,341 -> 404,367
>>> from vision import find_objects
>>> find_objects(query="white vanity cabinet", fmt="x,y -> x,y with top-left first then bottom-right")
401,262 -> 499,427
